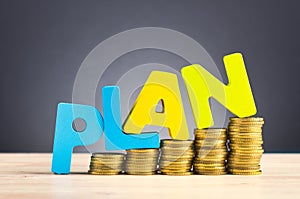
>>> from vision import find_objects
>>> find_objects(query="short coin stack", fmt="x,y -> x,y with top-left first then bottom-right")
88,153 -> 125,175
193,128 -> 228,175
159,139 -> 194,176
227,117 -> 264,175
125,149 -> 159,175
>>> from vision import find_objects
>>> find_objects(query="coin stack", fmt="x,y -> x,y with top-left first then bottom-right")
88,153 -> 125,175
159,139 -> 194,176
193,128 -> 228,175
227,117 -> 264,175
125,149 -> 159,175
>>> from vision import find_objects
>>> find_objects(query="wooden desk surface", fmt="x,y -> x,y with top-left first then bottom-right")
0,153 -> 299,199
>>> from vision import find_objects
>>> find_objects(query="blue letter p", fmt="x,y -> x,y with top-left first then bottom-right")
51,103 -> 103,174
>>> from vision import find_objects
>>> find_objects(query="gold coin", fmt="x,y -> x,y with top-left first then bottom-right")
88,171 -> 120,175
89,168 -> 120,172
91,158 -> 124,163
196,152 -> 228,157
160,165 -> 192,170
197,148 -> 228,152
160,159 -> 192,163
228,156 -> 262,160
228,165 -> 260,170
161,149 -> 194,153
229,136 -> 263,140
89,164 -> 123,168
162,152 -> 194,156
161,151 -> 194,156
195,136 -> 227,140
161,148 -> 193,153
194,167 -> 227,171
229,146 -> 262,150
195,171 -> 227,175
126,157 -> 158,161
228,134 -> 262,138
126,156 -> 158,160
229,131 -> 262,135
194,160 -> 225,164
228,159 -> 260,164
90,161 -> 123,166
229,149 -> 264,155
195,131 -> 227,135
230,117 -> 264,121
160,162 -> 191,166
160,167 -> 191,171
194,164 -> 225,168
231,172 -> 262,175
229,120 -> 264,124
126,162 -> 157,166
126,148 -> 159,153
90,163 -> 123,167
163,145 -> 193,149
160,167 -> 191,172
194,135 -> 227,139
229,168 -> 261,172
195,158 -> 226,162
194,128 -> 227,132
230,149 -> 264,153
195,144 -> 226,149
228,158 -> 261,163
195,153 -> 227,158
229,153 -> 263,157
228,124 -> 262,128
126,163 -> 157,167
195,139 -> 227,143
126,162 -> 156,165
194,165 -> 226,169
229,145 -> 263,149
126,171 -> 156,175
195,137 -> 227,141
195,170 -> 227,174
228,129 -> 262,133
194,165 -> 225,169
161,155 -> 194,159
195,152 -> 228,157
126,169 -> 156,173
91,156 -> 124,161
229,141 -> 263,145
229,122 -> 264,127
161,155 -> 193,160
162,171 -> 192,176
195,145 -> 227,150
195,133 -> 227,137
89,164 -> 122,169
161,139 -> 194,145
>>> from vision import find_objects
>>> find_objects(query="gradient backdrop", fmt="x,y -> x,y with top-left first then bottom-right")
1,0 -> 299,152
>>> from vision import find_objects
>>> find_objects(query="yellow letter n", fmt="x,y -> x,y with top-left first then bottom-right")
181,53 -> 257,129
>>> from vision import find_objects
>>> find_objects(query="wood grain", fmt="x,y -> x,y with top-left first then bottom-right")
0,153 -> 299,199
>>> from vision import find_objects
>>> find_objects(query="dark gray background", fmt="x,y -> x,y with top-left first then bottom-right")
1,0 -> 299,152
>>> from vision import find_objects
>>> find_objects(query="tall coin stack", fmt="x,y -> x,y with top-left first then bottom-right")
193,128 -> 228,175
125,149 -> 159,175
88,153 -> 125,175
227,117 -> 264,175
159,139 -> 194,176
